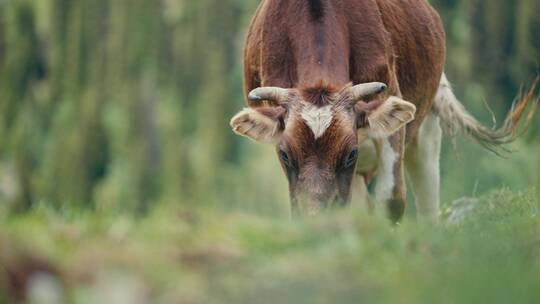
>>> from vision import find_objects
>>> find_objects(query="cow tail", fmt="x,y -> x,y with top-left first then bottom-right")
433,73 -> 539,155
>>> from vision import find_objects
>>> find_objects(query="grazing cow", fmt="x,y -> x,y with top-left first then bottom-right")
230,0 -> 538,221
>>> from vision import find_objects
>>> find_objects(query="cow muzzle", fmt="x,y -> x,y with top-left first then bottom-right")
292,192 -> 340,217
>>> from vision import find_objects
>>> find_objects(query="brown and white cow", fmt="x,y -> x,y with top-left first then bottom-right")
230,0 -> 538,222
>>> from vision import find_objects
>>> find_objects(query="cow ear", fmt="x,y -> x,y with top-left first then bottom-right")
230,107 -> 286,144
364,96 -> 416,139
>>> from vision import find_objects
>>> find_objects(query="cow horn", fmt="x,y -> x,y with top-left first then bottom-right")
351,82 -> 387,101
248,87 -> 290,103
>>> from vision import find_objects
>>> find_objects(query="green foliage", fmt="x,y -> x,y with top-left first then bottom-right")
0,0 -> 537,213
1,189 -> 540,303
0,1 -> 538,302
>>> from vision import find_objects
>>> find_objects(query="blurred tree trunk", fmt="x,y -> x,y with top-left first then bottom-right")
0,0 -> 537,212
537,155 -> 540,213
0,3 -> 45,211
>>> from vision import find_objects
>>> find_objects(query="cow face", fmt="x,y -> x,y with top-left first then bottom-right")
230,83 -> 416,216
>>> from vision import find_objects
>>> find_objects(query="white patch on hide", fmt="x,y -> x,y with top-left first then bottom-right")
300,104 -> 333,139
375,139 -> 397,203
406,112 -> 442,222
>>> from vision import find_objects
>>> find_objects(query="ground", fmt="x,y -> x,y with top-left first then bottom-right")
1,189 -> 539,304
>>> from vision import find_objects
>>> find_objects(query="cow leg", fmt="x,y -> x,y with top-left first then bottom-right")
405,113 -> 442,222
352,136 -> 379,212
375,128 -> 407,223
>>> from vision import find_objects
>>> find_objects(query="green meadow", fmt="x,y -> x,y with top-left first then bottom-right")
2,189 -> 540,303
0,0 -> 539,303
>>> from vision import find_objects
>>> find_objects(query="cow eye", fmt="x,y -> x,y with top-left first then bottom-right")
279,150 -> 292,167
344,149 -> 358,168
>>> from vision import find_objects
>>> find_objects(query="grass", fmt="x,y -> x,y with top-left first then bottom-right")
1,189 -> 540,304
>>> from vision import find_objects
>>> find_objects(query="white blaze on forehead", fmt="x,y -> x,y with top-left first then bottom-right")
300,104 -> 333,139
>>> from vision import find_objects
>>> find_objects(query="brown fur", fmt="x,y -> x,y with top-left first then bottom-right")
240,0 -> 445,218
236,0 -> 537,220
244,0 -> 446,140
300,82 -> 340,107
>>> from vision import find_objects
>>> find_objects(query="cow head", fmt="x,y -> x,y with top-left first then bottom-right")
230,82 -> 416,216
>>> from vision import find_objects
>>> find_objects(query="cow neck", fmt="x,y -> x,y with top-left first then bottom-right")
286,1 -> 351,89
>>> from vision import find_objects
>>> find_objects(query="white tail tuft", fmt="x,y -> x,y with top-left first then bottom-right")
433,73 -> 539,155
